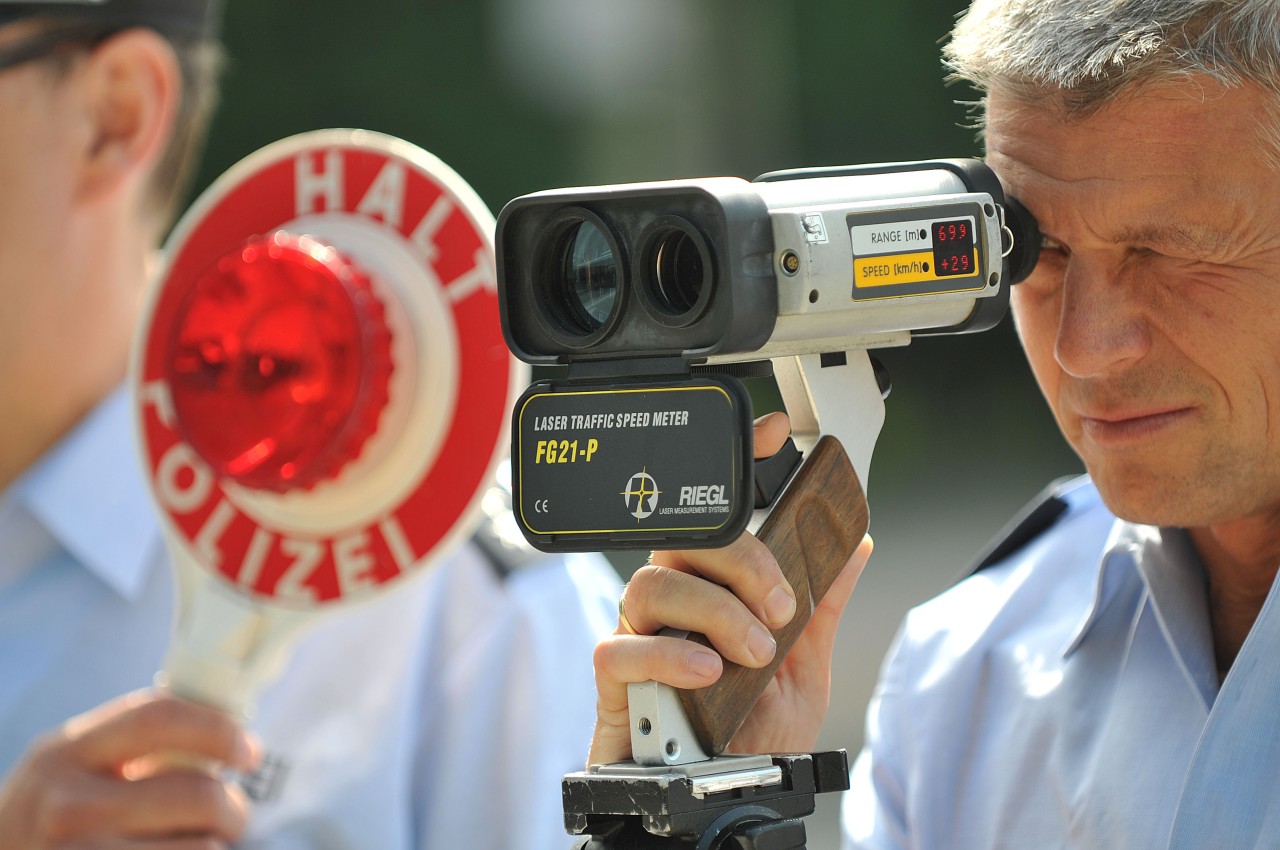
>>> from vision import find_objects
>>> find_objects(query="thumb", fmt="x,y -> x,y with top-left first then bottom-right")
753,411 -> 792,459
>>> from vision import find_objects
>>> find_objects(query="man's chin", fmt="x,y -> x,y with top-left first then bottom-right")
1088,467 -> 1198,528
1088,463 -> 1268,530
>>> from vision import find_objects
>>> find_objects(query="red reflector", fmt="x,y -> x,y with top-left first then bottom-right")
165,231 -> 393,492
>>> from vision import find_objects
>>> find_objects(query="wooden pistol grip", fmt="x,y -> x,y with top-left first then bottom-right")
676,435 -> 868,755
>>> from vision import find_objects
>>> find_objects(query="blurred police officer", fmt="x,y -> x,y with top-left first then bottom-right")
0,2 -> 620,847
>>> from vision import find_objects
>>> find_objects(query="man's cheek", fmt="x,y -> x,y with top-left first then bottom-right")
1009,302 -> 1058,384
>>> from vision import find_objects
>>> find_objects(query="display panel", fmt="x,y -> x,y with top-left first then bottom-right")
847,204 -> 986,300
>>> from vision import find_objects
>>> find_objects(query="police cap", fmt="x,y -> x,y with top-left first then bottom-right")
0,0 -> 221,41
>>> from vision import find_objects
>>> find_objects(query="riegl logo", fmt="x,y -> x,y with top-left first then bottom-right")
678,484 -> 730,506
621,471 -> 661,520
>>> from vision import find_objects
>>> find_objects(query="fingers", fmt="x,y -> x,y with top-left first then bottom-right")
596,633 -> 723,695
597,529 -> 795,761
621,567 -> 781,668
753,411 -> 791,459
648,531 -> 796,634
718,534 -> 874,755
593,532 -> 874,764
593,531 -> 791,766
113,841 -> 231,850
111,771 -> 249,839
60,690 -> 259,774
1,693 -> 256,848
27,768 -> 249,844
589,632 -> 726,767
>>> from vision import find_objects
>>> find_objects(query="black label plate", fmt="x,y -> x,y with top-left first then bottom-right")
512,377 -> 753,551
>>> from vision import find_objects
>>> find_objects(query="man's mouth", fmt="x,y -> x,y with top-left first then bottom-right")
1077,406 -> 1195,445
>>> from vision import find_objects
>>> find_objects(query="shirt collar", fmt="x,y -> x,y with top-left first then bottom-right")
11,388 -> 159,599
1130,525 -> 1217,708
1063,518 -> 1136,657
1064,519 -> 1217,708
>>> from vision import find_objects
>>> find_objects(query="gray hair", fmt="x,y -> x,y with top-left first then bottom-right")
945,0 -> 1280,114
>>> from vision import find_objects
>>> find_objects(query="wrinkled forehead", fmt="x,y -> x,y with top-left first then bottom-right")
0,0 -> 221,40
986,78 -> 1279,177
985,80 -> 1279,255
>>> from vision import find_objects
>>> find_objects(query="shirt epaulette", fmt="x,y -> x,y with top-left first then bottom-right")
962,475 -> 1083,579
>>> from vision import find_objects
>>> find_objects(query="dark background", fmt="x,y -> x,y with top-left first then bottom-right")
194,2 -> 1083,844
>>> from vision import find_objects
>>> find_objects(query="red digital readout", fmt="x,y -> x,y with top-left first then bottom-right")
937,253 -> 972,274
934,221 -> 969,243
932,218 -> 976,278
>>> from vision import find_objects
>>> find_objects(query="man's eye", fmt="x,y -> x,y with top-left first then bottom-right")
1040,235 -> 1068,255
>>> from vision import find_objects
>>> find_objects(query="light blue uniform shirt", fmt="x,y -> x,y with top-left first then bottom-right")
842,476 -> 1280,849
0,389 -> 622,849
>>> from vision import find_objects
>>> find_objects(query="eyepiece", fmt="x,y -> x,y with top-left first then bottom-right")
1002,196 -> 1041,285
654,230 -> 703,312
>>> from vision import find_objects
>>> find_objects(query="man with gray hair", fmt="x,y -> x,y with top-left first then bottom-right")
589,1 -> 1280,847
841,1 -> 1280,846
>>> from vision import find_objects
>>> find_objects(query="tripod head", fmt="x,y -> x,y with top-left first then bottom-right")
566,751 -> 850,850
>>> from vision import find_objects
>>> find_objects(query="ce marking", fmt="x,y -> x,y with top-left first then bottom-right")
532,499 -> 551,514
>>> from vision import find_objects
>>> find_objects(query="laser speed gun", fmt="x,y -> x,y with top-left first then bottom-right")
497,159 -> 1037,553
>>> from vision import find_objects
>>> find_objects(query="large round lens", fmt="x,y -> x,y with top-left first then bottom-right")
652,229 -> 704,315
560,221 -> 618,332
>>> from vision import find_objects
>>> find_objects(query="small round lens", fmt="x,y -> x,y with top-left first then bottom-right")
653,230 -> 704,314
640,219 -> 711,326
560,221 -> 618,332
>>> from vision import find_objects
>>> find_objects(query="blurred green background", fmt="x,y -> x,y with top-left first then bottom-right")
194,1 -> 1083,845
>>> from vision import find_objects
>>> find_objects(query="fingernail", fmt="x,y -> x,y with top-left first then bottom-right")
748,625 -> 777,664
235,733 -> 261,772
764,585 -> 796,627
687,649 -> 722,679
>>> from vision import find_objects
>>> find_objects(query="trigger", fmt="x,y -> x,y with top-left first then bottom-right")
753,437 -> 803,509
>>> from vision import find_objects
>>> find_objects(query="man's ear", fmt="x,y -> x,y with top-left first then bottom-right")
74,27 -> 180,206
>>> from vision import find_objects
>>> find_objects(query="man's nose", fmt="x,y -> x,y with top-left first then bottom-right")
1053,254 -> 1151,379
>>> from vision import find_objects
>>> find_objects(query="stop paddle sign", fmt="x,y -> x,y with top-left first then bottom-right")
131,130 -> 523,711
